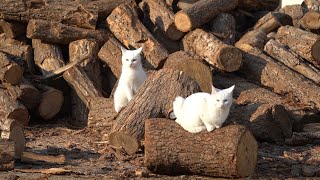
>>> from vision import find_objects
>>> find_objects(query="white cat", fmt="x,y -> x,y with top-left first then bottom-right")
114,46 -> 147,113
173,85 -> 235,133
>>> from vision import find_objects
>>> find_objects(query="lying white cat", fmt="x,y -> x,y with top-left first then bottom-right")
173,85 -> 235,133
114,47 -> 147,113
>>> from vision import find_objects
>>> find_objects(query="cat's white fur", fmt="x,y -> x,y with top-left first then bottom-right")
173,85 -> 235,133
114,47 -> 147,113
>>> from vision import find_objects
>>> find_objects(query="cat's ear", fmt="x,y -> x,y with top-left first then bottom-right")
120,46 -> 127,54
225,85 -> 235,94
211,85 -> 221,95
136,47 -> 143,54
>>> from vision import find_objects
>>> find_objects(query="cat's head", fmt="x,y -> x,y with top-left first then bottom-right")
120,46 -> 143,68
210,85 -> 235,109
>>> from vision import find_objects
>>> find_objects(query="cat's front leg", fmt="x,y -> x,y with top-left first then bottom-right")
186,126 -> 207,133
125,87 -> 134,101
203,123 -> 215,132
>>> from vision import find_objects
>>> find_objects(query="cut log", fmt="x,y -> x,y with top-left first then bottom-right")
144,119 -> 257,178
21,151 -> 65,165
0,52 -> 23,85
235,30 -> 268,50
163,51 -> 212,93
183,28 -> 242,72
299,10 -> 320,31
98,37 -> 123,79
109,69 -> 201,154
174,0 -> 239,32
279,4 -> 307,27
264,39 -> 320,85
27,19 -> 111,46
176,0 -> 199,10
0,88 -> 29,126
238,0 -> 280,11
275,25 -> 320,69
0,119 -> 25,159
253,12 -> 293,34
304,0 -> 320,12
107,3 -> 169,69
0,19 -> 26,38
208,13 -> 236,45
32,39 -> 65,75
139,0 -> 184,40
35,84 -> 64,120
0,139 -> 15,171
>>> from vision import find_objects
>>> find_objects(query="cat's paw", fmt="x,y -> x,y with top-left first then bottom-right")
187,126 -> 206,133
206,125 -> 215,132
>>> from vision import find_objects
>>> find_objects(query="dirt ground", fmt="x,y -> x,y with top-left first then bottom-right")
1,118 -> 319,180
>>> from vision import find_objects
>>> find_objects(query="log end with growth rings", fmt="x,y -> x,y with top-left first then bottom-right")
311,39 -> 320,65
108,131 -> 140,155
218,46 -> 243,72
174,11 -> 192,32
167,23 -> 185,40
4,64 -> 23,85
38,89 -> 64,120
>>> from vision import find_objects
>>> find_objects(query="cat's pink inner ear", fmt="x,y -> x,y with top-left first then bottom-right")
211,85 -> 218,95
120,46 -> 127,54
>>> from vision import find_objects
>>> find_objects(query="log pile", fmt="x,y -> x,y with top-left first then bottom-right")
1,0 -> 320,178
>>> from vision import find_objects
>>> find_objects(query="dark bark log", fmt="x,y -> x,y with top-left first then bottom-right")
174,0 -> 239,32
264,39 -> 320,85
238,0 -> 280,11
27,19 -> 111,46
163,51 -> 212,93
183,28 -> 242,72
0,139 -> 15,171
235,29 -> 268,50
208,13 -> 236,45
139,0 -> 184,40
253,12 -> 293,34
0,52 -> 23,85
145,119 -> 257,178
109,69 -> 201,155
106,3 -> 169,69
279,4 -> 307,27
0,19 -> 26,38
275,25 -> 320,69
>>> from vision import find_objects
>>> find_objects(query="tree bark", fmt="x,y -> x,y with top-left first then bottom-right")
0,19 -> 26,38
208,13 -> 236,45
0,139 -> 15,171
235,29 -> 268,50
27,19 -> 111,46
275,25 -> 320,69
0,52 -> 23,85
264,39 -> 320,85
107,3 -> 169,70
304,0 -> 320,11
238,0 -> 280,11
174,0 -> 239,32
144,119 -> 257,178
253,12 -> 293,34
32,39 -> 65,75
139,0 -> 184,40
98,37 -> 123,79
176,0 -> 199,10
163,51 -> 212,93
0,118 -> 25,159
279,4 -> 306,27
109,69 -> 201,155
299,10 -> 320,32
0,88 -> 29,127
183,28 -> 242,72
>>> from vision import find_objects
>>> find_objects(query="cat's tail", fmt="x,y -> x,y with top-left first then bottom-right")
173,96 -> 185,119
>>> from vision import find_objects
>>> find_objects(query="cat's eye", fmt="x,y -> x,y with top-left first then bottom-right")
126,59 -> 129,61
216,100 -> 220,102
132,59 -> 136,62
223,100 -> 227,103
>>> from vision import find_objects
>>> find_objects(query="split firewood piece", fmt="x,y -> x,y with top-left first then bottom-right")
109,69 -> 201,155
0,52 -> 23,85
27,19 -> 110,45
139,0 -> 184,40
177,0 -> 199,10
98,37 -> 123,79
0,88 -> 29,126
299,10 -> 320,31
235,45 -> 320,110
174,0 -> 239,32
238,0 -> 280,11
21,151 -> 65,165
107,3 -> 169,69
0,139 -> 15,171
0,34 -> 34,74
145,119 -> 257,178
235,29 -> 268,50
279,4 -> 307,27
34,84 -> 64,120
0,19 -> 26,38
208,13 -> 236,45
0,118 -> 25,159
32,39 -> 65,75
275,25 -> 320,69
0,1 -> 98,29
253,12 -> 293,34
163,51 -> 212,93
183,28 -> 242,72
264,39 -> 320,85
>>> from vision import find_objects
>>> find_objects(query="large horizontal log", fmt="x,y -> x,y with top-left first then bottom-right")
238,0 -> 280,11
145,119 -> 257,178
253,12 -> 293,34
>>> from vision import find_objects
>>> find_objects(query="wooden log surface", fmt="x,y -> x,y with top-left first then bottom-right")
109,69 -> 201,155
107,3 -> 169,70
0,19 -> 26,38
0,139 -> 15,171
275,25 -> 320,69
209,13 -> 236,45
174,0 -> 239,32
176,0 -> 199,10
0,52 -> 23,85
235,29 -> 268,50
279,4 -> 306,27
144,119 -> 257,178
238,0 -> 280,11
183,28 -> 242,72
253,12 -> 293,34
299,10 -> 320,32
27,19 -> 110,46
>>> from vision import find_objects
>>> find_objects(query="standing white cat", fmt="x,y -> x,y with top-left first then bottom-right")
114,47 -> 147,113
173,85 -> 235,133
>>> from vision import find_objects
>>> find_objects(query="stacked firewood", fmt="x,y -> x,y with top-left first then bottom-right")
0,0 -> 320,178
